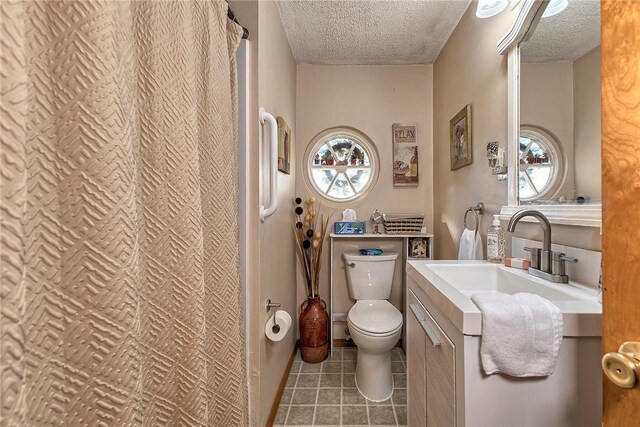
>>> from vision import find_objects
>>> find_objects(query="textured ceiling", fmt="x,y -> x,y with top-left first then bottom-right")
521,0 -> 600,63
275,0 -> 471,65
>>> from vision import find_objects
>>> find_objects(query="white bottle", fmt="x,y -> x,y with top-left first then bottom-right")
487,215 -> 506,263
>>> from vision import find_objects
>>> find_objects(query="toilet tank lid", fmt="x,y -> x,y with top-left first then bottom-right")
343,252 -> 398,262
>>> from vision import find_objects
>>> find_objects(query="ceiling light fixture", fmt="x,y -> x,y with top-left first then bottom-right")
542,0 -> 569,18
476,0 -> 509,18
476,0 -> 569,20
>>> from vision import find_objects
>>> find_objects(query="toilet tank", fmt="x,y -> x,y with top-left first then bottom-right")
343,252 -> 398,300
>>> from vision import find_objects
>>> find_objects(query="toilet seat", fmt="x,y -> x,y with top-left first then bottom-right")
348,320 -> 402,338
347,300 -> 403,335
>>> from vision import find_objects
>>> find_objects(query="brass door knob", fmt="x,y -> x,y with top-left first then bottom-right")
602,341 -> 640,389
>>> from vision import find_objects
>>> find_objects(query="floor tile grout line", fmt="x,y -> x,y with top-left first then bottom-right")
391,402 -> 399,426
365,387 -> 371,426
312,380 -> 320,426
340,354 -> 344,426
284,402 -> 292,426
340,362 -> 344,427
391,365 -> 399,426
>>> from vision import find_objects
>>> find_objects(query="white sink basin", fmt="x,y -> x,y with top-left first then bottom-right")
425,263 -> 589,301
406,260 -> 601,336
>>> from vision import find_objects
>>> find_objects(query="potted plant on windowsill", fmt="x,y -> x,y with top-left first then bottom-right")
293,196 -> 330,363
350,152 -> 358,165
323,151 -> 334,166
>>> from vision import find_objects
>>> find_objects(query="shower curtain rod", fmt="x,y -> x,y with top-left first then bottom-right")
227,5 -> 249,39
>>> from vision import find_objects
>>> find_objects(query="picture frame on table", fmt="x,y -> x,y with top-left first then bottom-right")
408,237 -> 429,259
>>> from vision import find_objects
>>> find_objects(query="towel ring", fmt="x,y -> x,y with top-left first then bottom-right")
463,209 -> 480,234
463,203 -> 485,235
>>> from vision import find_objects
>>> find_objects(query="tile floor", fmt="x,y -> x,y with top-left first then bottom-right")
274,347 -> 407,426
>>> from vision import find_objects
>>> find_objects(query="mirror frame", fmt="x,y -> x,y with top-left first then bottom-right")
497,0 -> 602,228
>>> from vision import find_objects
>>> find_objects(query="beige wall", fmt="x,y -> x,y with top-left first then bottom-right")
433,5 -> 515,259
295,65 -> 433,339
573,46 -> 601,200
230,1 -> 297,425
257,1 -> 298,425
433,3 -> 601,259
521,61 -> 575,199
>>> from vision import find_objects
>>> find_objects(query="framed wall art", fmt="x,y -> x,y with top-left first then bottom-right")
450,105 -> 472,170
392,123 -> 418,187
277,116 -> 291,174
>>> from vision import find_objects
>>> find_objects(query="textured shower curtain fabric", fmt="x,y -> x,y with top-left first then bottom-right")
1,0 -> 246,425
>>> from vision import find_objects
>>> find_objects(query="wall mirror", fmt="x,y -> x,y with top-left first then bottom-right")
499,0 -> 601,227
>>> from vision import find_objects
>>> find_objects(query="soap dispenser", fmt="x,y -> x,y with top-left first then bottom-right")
487,215 -> 506,263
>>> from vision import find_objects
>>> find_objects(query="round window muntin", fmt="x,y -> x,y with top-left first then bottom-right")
305,127 -> 379,203
519,125 -> 565,202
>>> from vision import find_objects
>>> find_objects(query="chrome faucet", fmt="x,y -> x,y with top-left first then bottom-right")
507,209 -> 577,283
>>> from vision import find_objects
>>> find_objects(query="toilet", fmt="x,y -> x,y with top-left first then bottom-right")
343,251 -> 403,402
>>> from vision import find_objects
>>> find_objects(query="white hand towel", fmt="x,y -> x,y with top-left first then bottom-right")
458,229 -> 484,260
471,292 -> 563,377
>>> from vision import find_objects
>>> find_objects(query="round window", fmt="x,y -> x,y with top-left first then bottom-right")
306,128 -> 378,203
519,126 -> 565,202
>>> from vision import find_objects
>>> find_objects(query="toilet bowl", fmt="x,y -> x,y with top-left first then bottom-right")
348,300 -> 403,401
343,251 -> 402,402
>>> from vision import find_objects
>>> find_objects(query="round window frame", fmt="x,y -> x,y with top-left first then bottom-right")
518,125 -> 566,203
304,127 -> 380,205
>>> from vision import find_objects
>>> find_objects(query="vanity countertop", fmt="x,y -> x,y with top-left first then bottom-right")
406,260 -> 602,337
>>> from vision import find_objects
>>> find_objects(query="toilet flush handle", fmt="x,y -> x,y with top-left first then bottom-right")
347,262 -> 356,268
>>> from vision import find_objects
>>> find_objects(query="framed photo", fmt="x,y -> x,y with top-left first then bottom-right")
392,123 -> 418,187
408,237 -> 429,259
333,221 -> 366,235
277,116 -> 291,174
450,105 -> 472,170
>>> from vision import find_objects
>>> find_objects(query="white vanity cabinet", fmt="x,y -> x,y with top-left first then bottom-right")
407,289 -> 455,426
406,274 -> 602,427
406,289 -> 427,426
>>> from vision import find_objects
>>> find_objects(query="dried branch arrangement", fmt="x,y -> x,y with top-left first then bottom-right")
293,196 -> 330,298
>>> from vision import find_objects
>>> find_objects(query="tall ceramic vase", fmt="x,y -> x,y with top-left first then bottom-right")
299,297 -> 329,363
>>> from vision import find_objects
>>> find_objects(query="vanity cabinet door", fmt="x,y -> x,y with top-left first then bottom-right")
407,290 -> 427,427
423,307 -> 456,427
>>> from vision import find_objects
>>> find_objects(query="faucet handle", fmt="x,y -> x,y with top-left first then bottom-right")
552,252 -> 578,263
523,247 -> 541,270
551,252 -> 578,277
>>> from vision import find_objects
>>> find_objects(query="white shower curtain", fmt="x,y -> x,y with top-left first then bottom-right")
0,0 -> 246,425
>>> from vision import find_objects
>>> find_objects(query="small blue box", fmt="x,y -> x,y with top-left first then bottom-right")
334,221 -> 366,235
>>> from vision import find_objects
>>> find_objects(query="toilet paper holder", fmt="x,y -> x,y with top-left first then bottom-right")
266,299 -> 282,334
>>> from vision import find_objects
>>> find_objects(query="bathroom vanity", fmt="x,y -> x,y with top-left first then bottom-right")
405,260 -> 602,427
